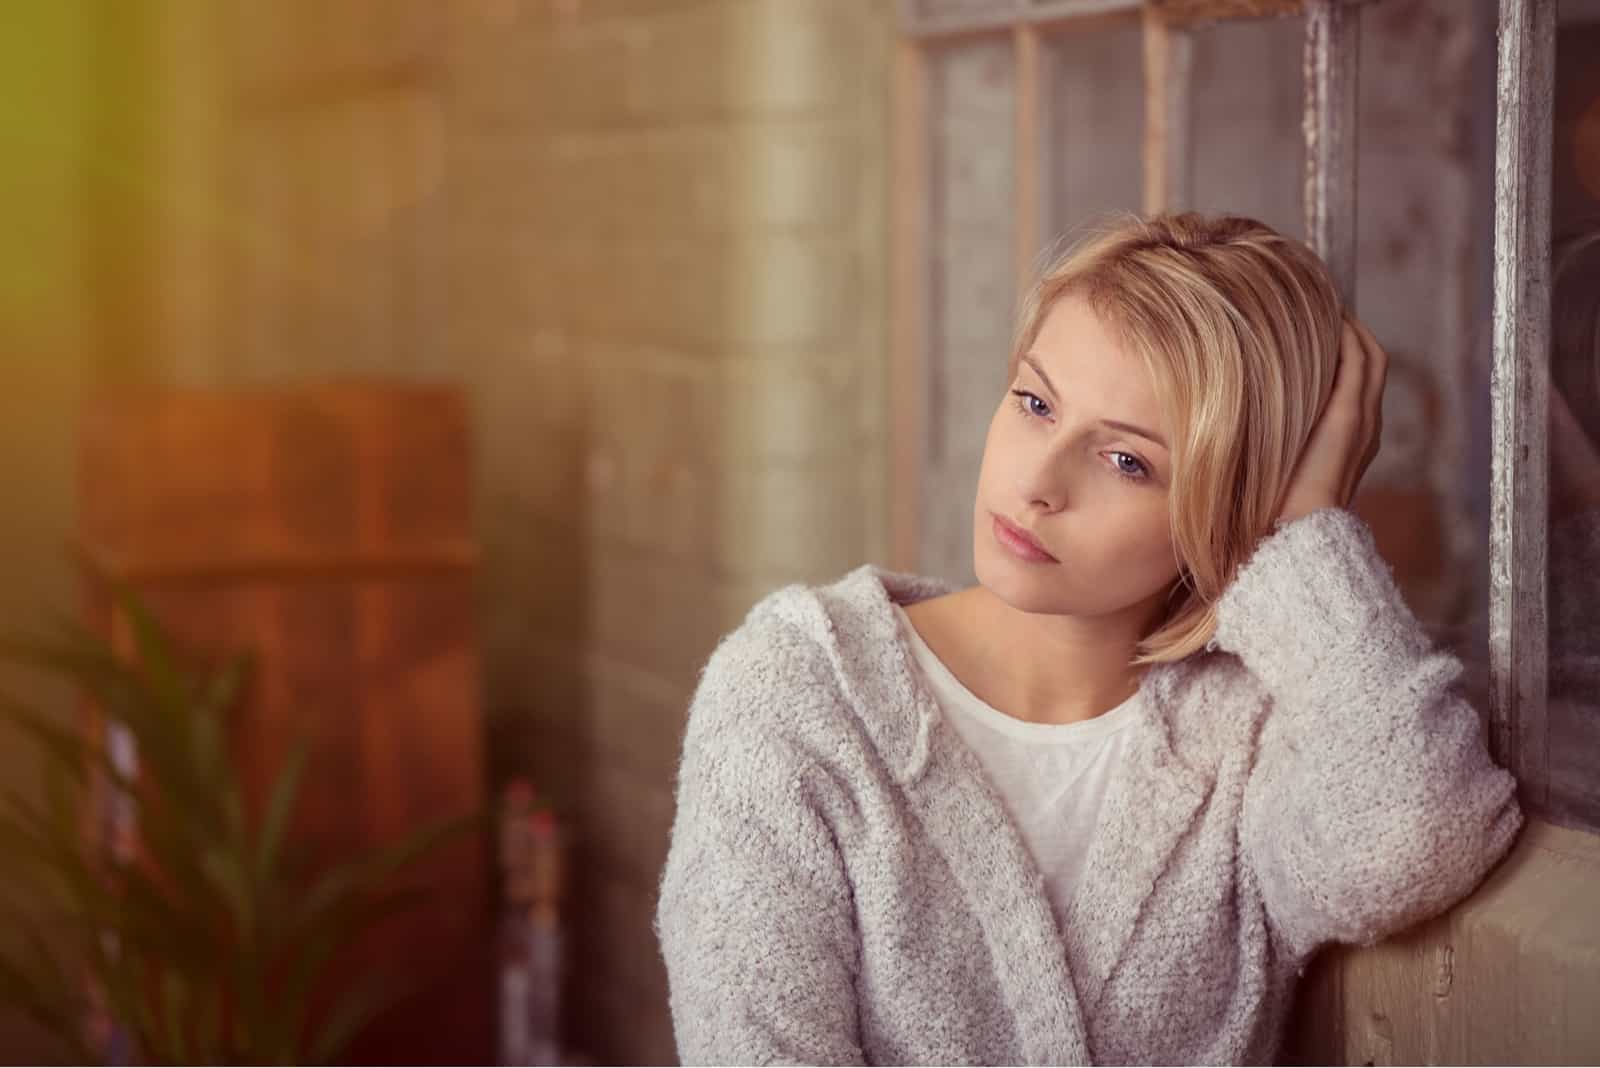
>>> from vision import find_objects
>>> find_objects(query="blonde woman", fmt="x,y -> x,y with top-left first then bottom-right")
654,213 -> 1523,1065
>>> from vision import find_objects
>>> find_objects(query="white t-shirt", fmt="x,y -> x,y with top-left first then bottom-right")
892,603 -> 1144,931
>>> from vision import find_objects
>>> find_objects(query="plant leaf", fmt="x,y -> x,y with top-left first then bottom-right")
99,938 -> 160,1064
3,609 -> 222,843
256,739 -> 308,889
186,650 -> 253,794
0,900 -> 97,1064
0,693 -> 97,789
0,620 -> 246,879
3,904 -> 80,1004
0,662 -> 139,786
192,649 -> 253,723
0,692 -> 214,908
191,979 -> 224,1064
0,626 -> 145,729
305,971 -> 400,1065
103,580 -> 187,729
283,809 -> 479,948
0,789 -> 218,984
0,798 -> 96,904
270,881 -> 433,1056
201,843 -> 255,953
264,815 -> 472,1060
0,949 -> 95,1064
158,968 -> 190,1062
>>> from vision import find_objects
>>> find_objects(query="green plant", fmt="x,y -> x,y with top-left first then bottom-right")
0,579 -> 476,1064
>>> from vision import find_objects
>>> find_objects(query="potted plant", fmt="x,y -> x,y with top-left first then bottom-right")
0,578 -> 475,1064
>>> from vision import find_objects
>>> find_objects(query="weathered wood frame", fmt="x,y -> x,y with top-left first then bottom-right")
1488,0 -> 1554,801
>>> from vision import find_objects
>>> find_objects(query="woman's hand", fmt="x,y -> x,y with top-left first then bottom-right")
1276,315 -> 1389,527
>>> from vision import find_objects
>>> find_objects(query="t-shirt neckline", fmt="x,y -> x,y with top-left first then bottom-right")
891,602 -> 1145,745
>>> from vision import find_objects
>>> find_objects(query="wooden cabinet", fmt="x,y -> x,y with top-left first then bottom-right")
76,380 -> 491,1064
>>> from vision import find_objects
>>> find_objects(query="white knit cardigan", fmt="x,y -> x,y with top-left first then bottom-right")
654,507 -> 1524,1065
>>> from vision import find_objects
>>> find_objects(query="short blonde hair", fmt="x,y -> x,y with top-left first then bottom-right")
1010,212 -> 1345,664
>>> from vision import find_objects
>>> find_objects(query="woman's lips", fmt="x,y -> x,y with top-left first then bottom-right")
992,514 -> 1059,564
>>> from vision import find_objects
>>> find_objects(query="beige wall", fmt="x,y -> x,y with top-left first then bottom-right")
446,2 -> 893,1061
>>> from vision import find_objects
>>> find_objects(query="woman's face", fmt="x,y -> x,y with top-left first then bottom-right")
973,293 -> 1183,620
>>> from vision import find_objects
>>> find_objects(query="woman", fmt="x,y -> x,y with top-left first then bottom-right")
654,213 -> 1523,1065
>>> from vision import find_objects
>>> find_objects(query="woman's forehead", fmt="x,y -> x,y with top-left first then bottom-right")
1027,295 -> 1165,428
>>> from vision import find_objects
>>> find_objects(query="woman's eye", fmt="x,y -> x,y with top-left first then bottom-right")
1109,451 -> 1149,480
1009,389 -> 1050,418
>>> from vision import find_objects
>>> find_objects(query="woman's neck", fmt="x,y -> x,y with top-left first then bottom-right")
904,584 -> 1158,726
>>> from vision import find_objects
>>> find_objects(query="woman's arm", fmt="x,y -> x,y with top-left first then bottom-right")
1214,507 -> 1524,963
654,619 -> 865,1066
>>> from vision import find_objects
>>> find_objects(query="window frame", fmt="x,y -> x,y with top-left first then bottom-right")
891,0 -> 1560,808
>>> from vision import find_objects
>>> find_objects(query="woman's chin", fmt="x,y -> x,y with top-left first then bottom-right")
974,553 -> 1067,613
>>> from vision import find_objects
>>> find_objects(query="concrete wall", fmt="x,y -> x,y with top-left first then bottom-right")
445,2 -> 894,1061
178,0 -> 895,1060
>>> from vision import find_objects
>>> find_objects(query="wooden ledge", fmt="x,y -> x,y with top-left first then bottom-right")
1286,817 -> 1600,1064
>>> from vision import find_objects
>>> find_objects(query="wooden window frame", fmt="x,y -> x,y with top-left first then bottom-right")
1488,0 -> 1553,806
892,0 -> 1563,812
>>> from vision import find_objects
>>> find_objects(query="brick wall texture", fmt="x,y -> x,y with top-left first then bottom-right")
446,2 -> 894,1062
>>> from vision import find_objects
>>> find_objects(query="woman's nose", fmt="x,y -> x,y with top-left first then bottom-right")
1014,455 -> 1069,513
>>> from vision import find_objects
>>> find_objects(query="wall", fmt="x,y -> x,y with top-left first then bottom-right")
446,1 -> 893,1061
9,0 -> 891,1062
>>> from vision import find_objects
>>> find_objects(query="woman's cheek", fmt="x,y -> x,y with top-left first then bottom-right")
1114,501 -> 1181,579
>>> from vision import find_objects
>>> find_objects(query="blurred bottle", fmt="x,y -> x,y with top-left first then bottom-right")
497,780 -> 566,1066
525,809 -> 564,1066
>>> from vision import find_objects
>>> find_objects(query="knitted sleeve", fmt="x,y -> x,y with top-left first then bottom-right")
1213,507 -> 1524,964
654,616 -> 865,1066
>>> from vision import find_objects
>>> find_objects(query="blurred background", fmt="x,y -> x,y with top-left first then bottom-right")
0,0 -> 1596,1064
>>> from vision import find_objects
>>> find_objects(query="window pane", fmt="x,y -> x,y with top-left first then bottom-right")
1188,14 -> 1305,238
1347,1 -> 1479,636
1044,22 -> 1143,244
1544,20 -> 1600,832
924,38 -> 1015,583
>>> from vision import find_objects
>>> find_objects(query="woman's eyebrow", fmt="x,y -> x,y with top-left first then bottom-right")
1022,353 -> 1168,450
1020,353 -> 1058,397
1100,420 -> 1168,451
